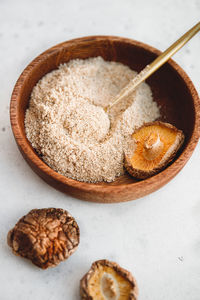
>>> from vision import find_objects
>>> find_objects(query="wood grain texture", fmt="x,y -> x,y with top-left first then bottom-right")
10,36 -> 200,203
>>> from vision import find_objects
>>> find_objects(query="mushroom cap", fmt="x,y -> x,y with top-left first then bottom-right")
7,208 -> 80,269
80,259 -> 138,300
124,121 -> 184,179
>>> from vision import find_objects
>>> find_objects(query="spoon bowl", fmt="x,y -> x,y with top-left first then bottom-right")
10,36 -> 200,202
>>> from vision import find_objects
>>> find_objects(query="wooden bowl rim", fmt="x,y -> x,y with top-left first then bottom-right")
10,35 -> 200,196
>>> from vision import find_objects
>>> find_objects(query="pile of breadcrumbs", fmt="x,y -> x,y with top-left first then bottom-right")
25,57 -> 160,182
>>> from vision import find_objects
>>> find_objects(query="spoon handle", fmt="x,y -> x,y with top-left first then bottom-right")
108,22 -> 200,110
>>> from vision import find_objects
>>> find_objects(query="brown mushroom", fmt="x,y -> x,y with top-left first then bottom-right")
124,121 -> 184,179
80,259 -> 138,300
7,208 -> 80,269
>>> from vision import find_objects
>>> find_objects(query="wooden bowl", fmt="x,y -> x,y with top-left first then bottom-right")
10,36 -> 200,203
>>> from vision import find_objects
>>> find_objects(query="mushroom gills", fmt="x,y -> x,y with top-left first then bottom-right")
124,122 -> 184,179
88,265 -> 134,299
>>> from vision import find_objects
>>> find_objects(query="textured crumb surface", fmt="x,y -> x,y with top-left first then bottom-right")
25,57 -> 160,183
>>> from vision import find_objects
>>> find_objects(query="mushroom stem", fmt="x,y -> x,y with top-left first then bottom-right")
143,133 -> 163,160
101,274 -> 117,300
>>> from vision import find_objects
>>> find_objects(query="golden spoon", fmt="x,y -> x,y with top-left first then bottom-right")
106,22 -> 200,111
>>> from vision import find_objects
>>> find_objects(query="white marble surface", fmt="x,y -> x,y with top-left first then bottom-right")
0,0 -> 200,299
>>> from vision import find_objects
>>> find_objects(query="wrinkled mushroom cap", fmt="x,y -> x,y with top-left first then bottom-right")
124,121 -> 184,179
7,208 -> 80,269
80,259 -> 138,300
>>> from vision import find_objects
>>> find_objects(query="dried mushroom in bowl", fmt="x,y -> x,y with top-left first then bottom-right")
7,208 -> 80,269
80,259 -> 138,300
124,121 -> 184,179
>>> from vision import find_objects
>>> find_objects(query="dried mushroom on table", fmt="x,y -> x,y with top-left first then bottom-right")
124,121 -> 184,179
7,208 -> 79,269
80,259 -> 138,300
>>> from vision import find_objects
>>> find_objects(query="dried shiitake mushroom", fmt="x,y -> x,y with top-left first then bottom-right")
124,121 -> 184,179
7,208 -> 79,269
80,259 -> 138,300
